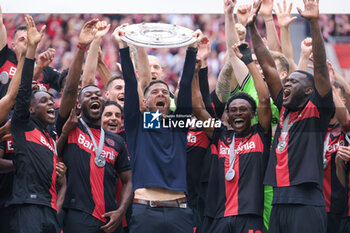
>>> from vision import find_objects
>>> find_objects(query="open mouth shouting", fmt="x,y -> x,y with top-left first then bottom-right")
156,100 -> 166,111
233,118 -> 245,129
283,88 -> 291,102
117,95 -> 124,103
90,101 -> 101,114
47,107 -> 55,120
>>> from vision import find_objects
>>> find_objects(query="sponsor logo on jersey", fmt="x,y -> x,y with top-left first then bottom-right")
78,133 -> 116,162
326,139 -> 345,153
219,141 -> 256,155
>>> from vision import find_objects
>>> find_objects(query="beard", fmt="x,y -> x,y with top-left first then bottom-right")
283,88 -> 310,111
81,104 -> 103,123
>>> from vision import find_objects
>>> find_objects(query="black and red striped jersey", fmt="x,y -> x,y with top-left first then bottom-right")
0,45 -> 17,99
186,128 -> 210,204
9,58 -> 58,211
187,128 -> 211,183
205,123 -> 271,218
57,117 -> 130,223
323,123 -> 347,214
264,90 -> 334,193
0,138 -> 14,208
342,136 -> 350,217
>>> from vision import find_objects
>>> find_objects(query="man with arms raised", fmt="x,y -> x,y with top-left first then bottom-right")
249,0 -> 334,232
8,15 -> 61,233
114,24 -> 201,233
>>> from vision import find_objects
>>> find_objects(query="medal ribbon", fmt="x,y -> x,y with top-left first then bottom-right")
279,112 -> 303,151
228,134 -> 243,173
80,119 -> 105,163
345,133 -> 350,145
228,133 -> 252,175
322,132 -> 330,169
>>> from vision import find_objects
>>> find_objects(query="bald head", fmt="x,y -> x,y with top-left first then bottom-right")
148,55 -> 163,80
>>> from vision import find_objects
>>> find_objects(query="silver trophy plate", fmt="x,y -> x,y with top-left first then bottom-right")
121,23 -> 196,48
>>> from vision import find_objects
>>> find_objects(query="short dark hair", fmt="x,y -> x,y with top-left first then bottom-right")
295,70 -> 315,88
226,92 -> 257,113
144,80 -> 170,96
106,76 -> 124,90
78,84 -> 100,101
58,68 -> 69,91
105,100 -> 123,116
333,80 -> 346,98
30,90 -> 54,106
13,25 -> 27,39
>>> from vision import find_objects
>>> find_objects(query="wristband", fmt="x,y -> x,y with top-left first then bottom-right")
77,44 -> 87,51
187,46 -> 198,53
238,43 -> 253,65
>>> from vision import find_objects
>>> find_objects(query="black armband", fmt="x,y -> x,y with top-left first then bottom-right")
238,43 -> 253,65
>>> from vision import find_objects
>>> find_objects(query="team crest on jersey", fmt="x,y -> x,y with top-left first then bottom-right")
106,138 -> 115,147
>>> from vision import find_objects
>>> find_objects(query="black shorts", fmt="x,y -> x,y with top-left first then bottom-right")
9,204 -> 60,233
327,212 -> 342,233
63,208 -> 124,233
129,203 -> 193,233
0,206 -> 12,233
200,215 -> 263,233
269,204 -> 327,233
338,216 -> 350,233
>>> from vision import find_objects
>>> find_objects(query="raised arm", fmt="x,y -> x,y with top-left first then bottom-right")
333,87 -> 350,132
134,46 -> 152,92
237,4 -> 252,27
114,24 -> 141,122
97,48 -> 113,87
175,30 -> 201,114
333,68 -> 350,101
197,36 -> 215,116
0,5 -> 7,51
275,0 -> 298,73
192,60 -> 215,138
82,21 -> 110,87
297,38 -> 312,71
58,19 -> 98,120
33,48 -> 55,81
224,0 -> 240,49
216,0 -> 246,103
12,15 -> 45,121
248,0 -> 283,101
260,0 -> 281,52
233,44 -> 272,132
328,63 -> 350,132
224,0 -> 248,80
57,108 -> 78,156
297,0 -> 330,97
